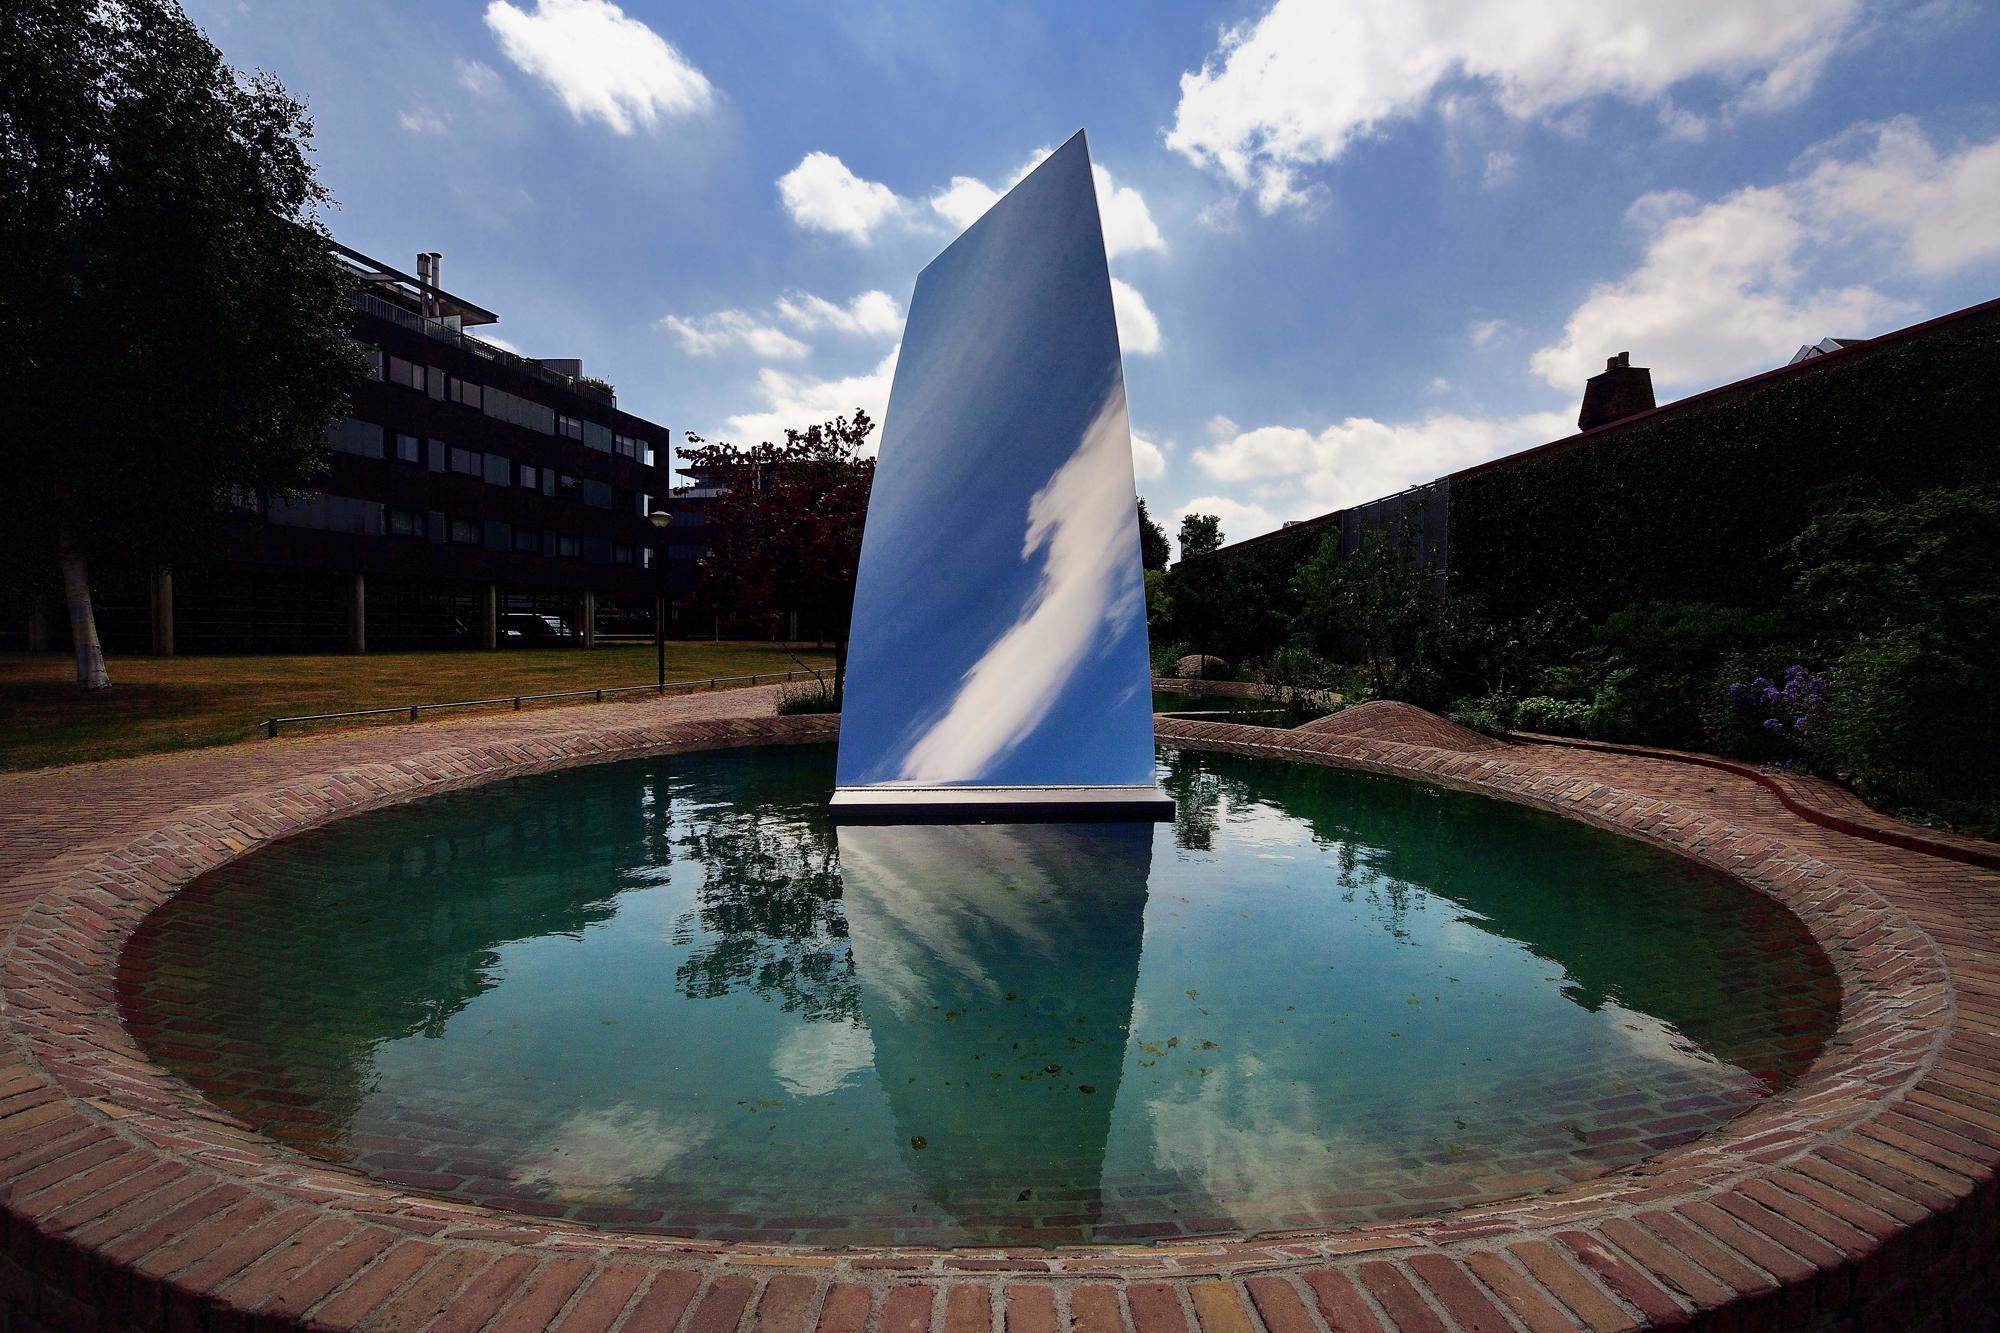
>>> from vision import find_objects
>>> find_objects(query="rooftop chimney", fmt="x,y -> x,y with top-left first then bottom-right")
1577,351 -> 1655,432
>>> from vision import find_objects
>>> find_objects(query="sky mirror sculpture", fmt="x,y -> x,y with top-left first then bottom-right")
831,131 -> 1171,823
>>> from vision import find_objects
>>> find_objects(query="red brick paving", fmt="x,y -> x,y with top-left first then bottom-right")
1,689 -> 1996,1329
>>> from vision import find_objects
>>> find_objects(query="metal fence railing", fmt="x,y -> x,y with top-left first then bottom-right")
262,668 -> 822,738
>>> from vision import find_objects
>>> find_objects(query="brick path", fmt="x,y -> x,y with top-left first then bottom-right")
1,693 -> 1996,1331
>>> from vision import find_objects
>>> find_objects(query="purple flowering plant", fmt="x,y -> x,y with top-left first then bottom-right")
1725,665 -> 1833,756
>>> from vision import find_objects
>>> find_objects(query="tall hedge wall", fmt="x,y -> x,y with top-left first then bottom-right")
1449,310 -> 2000,621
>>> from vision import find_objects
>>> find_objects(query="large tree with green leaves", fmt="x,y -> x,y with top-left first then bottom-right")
1,0 -> 359,687
677,413 -> 875,698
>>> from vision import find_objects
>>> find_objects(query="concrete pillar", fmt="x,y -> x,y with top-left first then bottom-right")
26,609 -> 49,652
581,591 -> 597,648
481,583 -> 498,650
150,568 -> 174,657
348,573 -> 366,654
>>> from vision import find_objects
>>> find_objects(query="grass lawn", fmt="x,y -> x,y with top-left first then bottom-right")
0,642 -> 834,772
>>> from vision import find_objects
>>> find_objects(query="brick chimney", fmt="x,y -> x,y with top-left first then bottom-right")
1577,352 -> 1655,431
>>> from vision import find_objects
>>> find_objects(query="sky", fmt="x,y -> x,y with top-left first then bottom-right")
184,0 -> 2000,555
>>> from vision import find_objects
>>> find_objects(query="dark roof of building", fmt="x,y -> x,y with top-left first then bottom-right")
333,241 -> 499,328
1203,292 -> 2000,562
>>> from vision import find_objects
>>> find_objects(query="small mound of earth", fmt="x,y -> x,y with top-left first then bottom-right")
1291,699 -> 1509,753
1172,654 -> 1230,679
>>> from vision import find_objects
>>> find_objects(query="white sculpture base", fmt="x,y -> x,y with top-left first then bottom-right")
829,785 -> 1174,825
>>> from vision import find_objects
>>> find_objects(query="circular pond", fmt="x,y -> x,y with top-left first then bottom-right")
118,744 -> 1839,1247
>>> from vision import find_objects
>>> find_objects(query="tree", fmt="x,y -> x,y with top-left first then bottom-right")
1,0 -> 359,688
1177,512 -> 1223,561
678,413 -> 875,698
1135,498 -> 1170,571
1291,521 -> 1438,695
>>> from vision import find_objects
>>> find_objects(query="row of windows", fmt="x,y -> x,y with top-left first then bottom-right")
368,347 -> 645,453
327,419 -> 647,512
273,492 -> 643,566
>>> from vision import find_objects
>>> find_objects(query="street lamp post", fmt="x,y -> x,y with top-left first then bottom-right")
648,508 -> 672,692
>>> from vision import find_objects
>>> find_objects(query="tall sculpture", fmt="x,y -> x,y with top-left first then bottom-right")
832,131 -> 1171,822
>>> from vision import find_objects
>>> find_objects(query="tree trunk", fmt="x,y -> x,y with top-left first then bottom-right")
58,534 -> 110,690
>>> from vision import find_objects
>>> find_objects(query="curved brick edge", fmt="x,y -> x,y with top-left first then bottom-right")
1510,730 -> 2000,873
0,712 -> 1987,1331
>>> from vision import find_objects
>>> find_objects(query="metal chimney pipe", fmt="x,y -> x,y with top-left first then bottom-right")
428,252 -> 442,318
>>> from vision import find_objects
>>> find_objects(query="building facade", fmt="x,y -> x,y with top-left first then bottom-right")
85,244 -> 677,654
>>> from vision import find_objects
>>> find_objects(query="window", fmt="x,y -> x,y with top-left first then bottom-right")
518,463 -> 538,490
386,356 -> 425,391
556,534 -> 580,558
583,420 -> 612,453
450,517 -> 479,545
541,470 -> 555,497
387,508 -> 425,538
483,386 -> 555,434
359,344 -> 383,381
613,432 -> 642,460
613,543 -> 635,566
556,473 -> 582,500
327,418 -> 383,458
266,493 -> 385,536
514,527 -> 542,553
583,537 -> 612,565
449,447 -> 482,477
582,480 -> 612,509
483,453 -> 511,487
427,439 -> 446,472
448,376 -> 480,409
556,414 -> 585,441
428,510 -> 447,543
484,520 -> 511,553
395,433 -> 421,464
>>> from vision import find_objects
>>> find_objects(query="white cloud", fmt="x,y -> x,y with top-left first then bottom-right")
1468,318 -> 1512,347
513,1104 -> 707,1191
1110,278 -> 1163,356
1167,0 -> 1864,211
1531,119 -> 2000,393
1189,409 -> 1572,542
771,1023 -> 875,1098
928,176 -> 1001,231
661,310 -> 810,360
778,152 -> 908,243
726,345 -> 900,444
484,0 -> 712,135
1797,118 -> 2000,275
775,289 -> 904,338
1173,496 -> 1285,557
893,385 -> 1144,784
928,149 -> 1166,259
666,289 -> 902,363
398,108 -> 449,136
1482,150 -> 1518,189
455,59 -> 503,98
1130,431 -> 1168,482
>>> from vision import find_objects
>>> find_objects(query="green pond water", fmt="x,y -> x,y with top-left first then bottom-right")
120,744 -> 1838,1246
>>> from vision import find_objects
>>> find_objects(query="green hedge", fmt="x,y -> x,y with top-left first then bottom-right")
1449,311 -> 2000,621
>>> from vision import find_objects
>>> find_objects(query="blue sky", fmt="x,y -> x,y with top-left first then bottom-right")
185,0 -> 2000,552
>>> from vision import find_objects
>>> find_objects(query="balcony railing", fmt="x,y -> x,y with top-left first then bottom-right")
355,291 -> 616,406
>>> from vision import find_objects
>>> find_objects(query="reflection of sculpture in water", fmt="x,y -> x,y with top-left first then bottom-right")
837,822 -> 1151,1229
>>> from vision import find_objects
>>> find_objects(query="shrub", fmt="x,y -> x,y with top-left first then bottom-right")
1448,693 -> 1515,737
1817,630 -> 1997,836
1514,696 -> 1594,737
776,681 -> 841,715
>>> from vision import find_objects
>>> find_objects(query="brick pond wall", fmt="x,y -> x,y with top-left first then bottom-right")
0,700 -> 1996,1331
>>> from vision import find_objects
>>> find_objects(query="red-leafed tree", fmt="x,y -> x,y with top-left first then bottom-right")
677,412 -> 875,698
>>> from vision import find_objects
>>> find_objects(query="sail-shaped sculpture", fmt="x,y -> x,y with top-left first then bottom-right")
831,131 -> 1171,822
